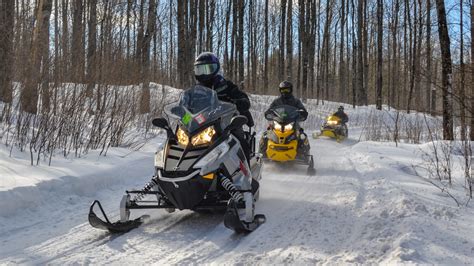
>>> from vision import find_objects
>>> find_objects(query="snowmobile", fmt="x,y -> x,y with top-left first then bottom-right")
313,115 -> 348,142
259,105 -> 316,176
88,85 -> 265,234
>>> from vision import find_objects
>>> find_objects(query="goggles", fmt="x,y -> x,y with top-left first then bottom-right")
194,63 -> 218,76
279,87 -> 291,93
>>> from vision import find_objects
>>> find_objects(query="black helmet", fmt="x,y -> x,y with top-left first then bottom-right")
194,52 -> 220,86
338,106 -> 344,112
279,80 -> 293,98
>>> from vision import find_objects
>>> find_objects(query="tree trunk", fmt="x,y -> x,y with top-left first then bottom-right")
435,0 -> 454,140
139,0 -> 157,114
390,0 -> 400,109
356,0 -> 364,105
339,0 -> 346,103
263,0 -> 269,94
286,0 -> 293,80
279,0 -> 286,79
0,0 -> 14,103
376,0 -> 383,110
86,0 -> 97,98
21,0 -> 53,114
470,0 -> 474,140
426,0 -> 433,114
71,0 -> 84,83
459,0 -> 466,140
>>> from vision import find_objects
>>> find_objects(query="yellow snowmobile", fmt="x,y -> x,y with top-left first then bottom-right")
313,115 -> 348,142
260,105 -> 315,175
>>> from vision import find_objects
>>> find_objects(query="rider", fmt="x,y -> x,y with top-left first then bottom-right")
260,81 -> 309,157
332,106 -> 348,124
265,81 -> 308,120
194,52 -> 254,160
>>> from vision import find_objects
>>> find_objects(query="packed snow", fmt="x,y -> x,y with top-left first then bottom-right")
0,87 -> 473,264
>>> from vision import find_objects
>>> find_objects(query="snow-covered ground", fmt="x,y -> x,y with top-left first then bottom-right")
1,92 -> 473,264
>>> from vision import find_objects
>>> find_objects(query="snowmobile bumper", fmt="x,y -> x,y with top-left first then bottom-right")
88,200 -> 147,233
265,139 -> 298,162
156,169 -> 215,210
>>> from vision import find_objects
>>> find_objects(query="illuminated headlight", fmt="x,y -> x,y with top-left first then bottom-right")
154,150 -> 164,168
284,123 -> 293,132
191,126 -> 216,146
194,141 -> 229,168
274,121 -> 282,131
176,127 -> 189,146
327,120 -> 339,126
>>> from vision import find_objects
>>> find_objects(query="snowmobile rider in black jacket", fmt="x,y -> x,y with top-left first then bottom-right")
260,81 -> 309,157
264,80 -> 308,120
332,106 -> 349,124
194,52 -> 254,160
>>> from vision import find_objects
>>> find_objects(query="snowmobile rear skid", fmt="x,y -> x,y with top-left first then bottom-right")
88,86 -> 265,234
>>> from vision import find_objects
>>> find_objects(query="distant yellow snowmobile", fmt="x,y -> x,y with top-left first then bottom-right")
260,105 -> 315,175
313,115 -> 348,142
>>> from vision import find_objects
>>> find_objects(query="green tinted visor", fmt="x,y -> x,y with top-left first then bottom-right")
279,87 -> 291,94
194,63 -> 219,76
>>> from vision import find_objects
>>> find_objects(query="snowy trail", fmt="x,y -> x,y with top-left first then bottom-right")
1,136 -> 474,264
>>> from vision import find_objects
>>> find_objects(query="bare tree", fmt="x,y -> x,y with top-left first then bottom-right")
470,0 -> 474,141
21,0 -> 53,114
435,0 -> 454,140
0,0 -> 14,104
376,0 -> 383,110
286,0 -> 293,80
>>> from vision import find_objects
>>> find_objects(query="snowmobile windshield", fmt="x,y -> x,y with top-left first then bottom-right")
266,105 -> 301,124
165,85 -> 236,134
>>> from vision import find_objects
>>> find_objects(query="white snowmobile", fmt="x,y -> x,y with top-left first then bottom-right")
89,85 -> 265,233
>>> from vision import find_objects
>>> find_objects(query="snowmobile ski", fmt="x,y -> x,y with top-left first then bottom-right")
223,199 -> 266,233
88,200 -> 148,233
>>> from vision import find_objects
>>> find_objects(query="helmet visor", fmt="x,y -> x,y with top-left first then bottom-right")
279,87 -> 291,94
194,63 -> 219,76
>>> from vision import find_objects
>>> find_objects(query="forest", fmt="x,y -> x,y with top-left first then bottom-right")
0,0 -> 473,155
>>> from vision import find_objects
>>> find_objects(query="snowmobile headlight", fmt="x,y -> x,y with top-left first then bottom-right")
284,123 -> 293,132
191,126 -> 216,146
274,121 -> 282,131
327,120 -> 339,126
194,141 -> 229,168
176,127 -> 189,146
154,150 -> 164,168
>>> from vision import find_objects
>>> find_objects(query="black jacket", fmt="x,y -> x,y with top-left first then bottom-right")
333,110 -> 348,124
199,75 -> 254,127
266,95 -> 308,121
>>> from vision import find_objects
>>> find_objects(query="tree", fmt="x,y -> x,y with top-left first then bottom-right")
470,0 -> 474,141
71,0 -> 84,82
85,0 -> 97,99
139,0 -> 158,114
286,0 -> 293,80
21,0 -> 53,114
0,0 -> 14,104
376,0 -> 383,110
435,0 -> 454,140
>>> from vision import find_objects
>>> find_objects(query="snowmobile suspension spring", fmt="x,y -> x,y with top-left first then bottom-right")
220,175 -> 244,202
132,178 -> 159,202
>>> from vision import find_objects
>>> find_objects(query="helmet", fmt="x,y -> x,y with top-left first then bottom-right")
194,52 -> 220,86
338,106 -> 344,112
279,80 -> 293,98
